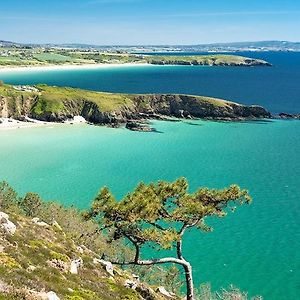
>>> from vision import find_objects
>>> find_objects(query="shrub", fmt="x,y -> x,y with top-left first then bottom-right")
0,181 -> 19,210
19,192 -> 42,216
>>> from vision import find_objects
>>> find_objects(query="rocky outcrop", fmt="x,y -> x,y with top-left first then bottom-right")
148,56 -> 272,67
0,211 -> 16,235
126,121 -> 156,132
278,112 -> 300,119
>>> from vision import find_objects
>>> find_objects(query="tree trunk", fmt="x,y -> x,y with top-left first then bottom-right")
183,262 -> 194,300
110,256 -> 195,300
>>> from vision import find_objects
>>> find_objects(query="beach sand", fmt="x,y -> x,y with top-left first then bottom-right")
0,63 -> 150,73
0,116 -> 86,130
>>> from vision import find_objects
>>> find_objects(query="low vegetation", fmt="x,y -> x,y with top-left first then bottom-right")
0,180 -> 262,299
37,85 -> 134,112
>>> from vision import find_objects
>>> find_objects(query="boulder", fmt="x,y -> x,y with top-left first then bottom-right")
70,258 -> 83,274
124,279 -> 138,290
32,217 -> 50,227
47,291 -> 60,300
77,246 -> 84,254
132,274 -> 140,282
93,258 -> 114,277
157,286 -> 176,298
36,291 -> 60,300
0,212 -> 16,235
0,212 -> 9,219
136,284 -> 156,300
27,265 -> 37,272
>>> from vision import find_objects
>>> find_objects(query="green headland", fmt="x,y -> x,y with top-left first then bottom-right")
0,83 -> 271,130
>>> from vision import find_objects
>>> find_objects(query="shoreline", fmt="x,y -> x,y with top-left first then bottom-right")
0,116 -> 86,131
0,62 -> 150,73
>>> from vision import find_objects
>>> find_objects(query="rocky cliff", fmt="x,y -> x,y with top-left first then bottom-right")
146,55 -> 272,67
0,84 -> 271,127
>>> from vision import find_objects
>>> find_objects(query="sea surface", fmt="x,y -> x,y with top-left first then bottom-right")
0,52 -> 299,299
0,52 -> 300,114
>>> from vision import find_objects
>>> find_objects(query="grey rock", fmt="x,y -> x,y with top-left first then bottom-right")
93,258 -> 114,277
70,258 -> 83,274
0,211 -> 16,235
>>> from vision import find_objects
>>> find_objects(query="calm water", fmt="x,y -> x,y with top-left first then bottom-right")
0,120 -> 299,299
0,52 -> 300,114
0,52 -> 300,299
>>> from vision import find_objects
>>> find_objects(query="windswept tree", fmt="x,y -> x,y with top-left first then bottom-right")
85,178 -> 251,300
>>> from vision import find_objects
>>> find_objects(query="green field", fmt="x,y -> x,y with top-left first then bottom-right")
33,53 -> 75,63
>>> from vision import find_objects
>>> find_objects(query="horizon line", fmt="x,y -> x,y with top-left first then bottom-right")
1,39 -> 300,47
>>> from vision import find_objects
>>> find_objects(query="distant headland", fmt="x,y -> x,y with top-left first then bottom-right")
0,83 -> 271,131
0,42 -> 271,69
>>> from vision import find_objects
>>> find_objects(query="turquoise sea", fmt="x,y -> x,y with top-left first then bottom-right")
0,52 -> 299,299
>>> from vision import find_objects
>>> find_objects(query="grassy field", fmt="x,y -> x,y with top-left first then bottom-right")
36,85 -> 134,113
33,53 -> 75,63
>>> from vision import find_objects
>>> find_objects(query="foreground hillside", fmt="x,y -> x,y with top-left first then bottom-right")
0,182 -> 262,300
0,201 -> 175,300
0,83 -> 271,127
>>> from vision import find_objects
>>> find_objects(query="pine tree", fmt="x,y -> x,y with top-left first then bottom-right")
86,178 -> 251,300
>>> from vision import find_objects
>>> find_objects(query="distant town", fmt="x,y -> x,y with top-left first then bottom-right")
1,40 -> 300,53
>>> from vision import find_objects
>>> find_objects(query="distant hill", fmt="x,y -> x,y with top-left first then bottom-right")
0,40 -> 22,47
1,39 -> 300,52
189,40 -> 300,52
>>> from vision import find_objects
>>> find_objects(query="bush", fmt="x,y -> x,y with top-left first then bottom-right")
196,284 -> 263,300
0,181 -> 19,210
19,192 -> 42,216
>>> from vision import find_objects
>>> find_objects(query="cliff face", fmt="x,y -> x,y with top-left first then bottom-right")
132,94 -> 271,120
0,85 -> 271,125
146,55 -> 272,67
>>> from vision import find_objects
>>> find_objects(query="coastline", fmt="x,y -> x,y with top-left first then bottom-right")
0,116 -> 86,130
0,62 -> 150,73
0,118 -> 54,130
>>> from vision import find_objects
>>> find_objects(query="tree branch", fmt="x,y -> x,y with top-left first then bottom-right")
110,257 -> 189,267
148,221 -> 167,231
177,221 -> 199,260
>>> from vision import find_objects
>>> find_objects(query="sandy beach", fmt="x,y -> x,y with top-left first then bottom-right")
0,116 -> 86,130
0,117 -> 59,130
0,62 -> 150,73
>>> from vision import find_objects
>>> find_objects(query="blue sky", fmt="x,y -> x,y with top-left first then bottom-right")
0,0 -> 299,44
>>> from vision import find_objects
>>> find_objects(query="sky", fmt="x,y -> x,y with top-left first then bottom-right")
0,0 -> 299,45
